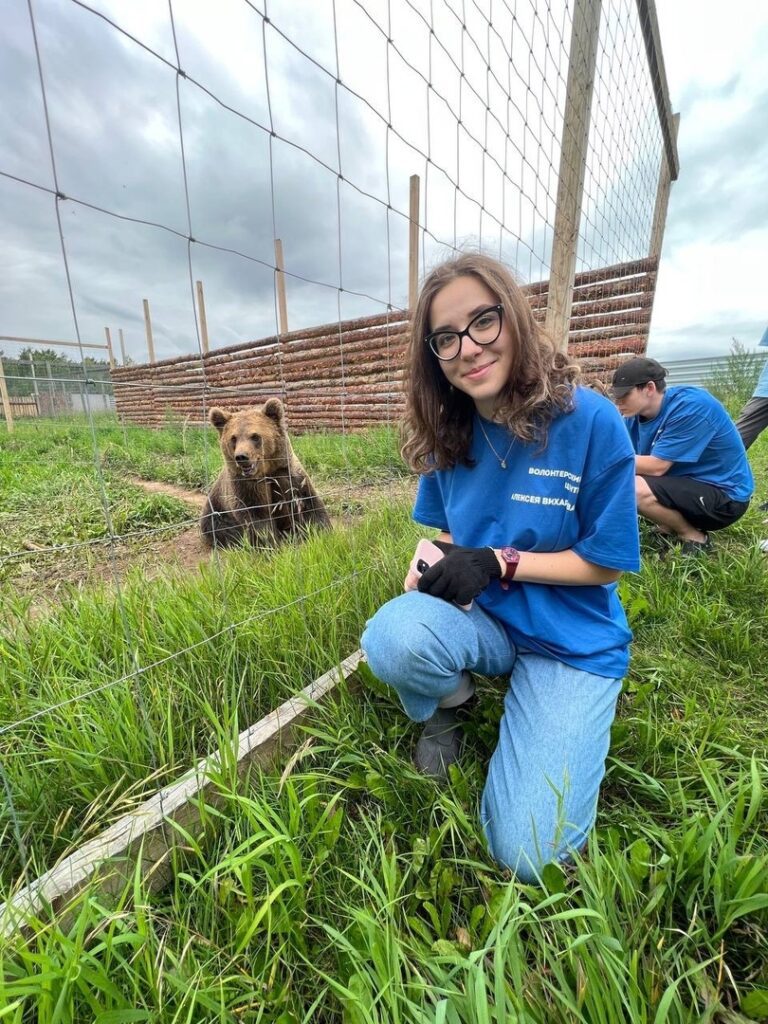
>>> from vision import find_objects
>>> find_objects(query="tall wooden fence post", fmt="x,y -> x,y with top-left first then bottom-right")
142,299 -> 156,364
649,112 -> 680,262
274,240 -> 289,335
28,355 -> 40,398
408,175 -> 420,310
45,361 -> 54,404
104,327 -> 115,369
0,357 -> 14,432
118,329 -> 127,365
544,0 -> 602,353
195,281 -> 210,354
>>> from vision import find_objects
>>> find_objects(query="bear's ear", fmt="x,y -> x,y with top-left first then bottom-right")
263,398 -> 285,427
209,407 -> 231,433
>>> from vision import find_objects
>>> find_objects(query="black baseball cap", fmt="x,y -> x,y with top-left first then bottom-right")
610,357 -> 667,399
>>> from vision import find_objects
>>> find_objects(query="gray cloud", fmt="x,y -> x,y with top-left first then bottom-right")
5,0 -> 757,373
0,0 -> 408,366
665,88 -> 768,247
650,316 -> 766,362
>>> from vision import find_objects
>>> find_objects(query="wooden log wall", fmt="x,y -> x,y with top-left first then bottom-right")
112,258 -> 657,431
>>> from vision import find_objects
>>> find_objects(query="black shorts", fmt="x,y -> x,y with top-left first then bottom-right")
640,475 -> 750,532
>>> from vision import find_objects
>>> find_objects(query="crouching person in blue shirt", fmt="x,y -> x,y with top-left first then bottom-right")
610,357 -> 754,554
361,253 -> 640,884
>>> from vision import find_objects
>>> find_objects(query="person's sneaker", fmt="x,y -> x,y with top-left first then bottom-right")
759,539 -> 768,554
413,672 -> 475,778
679,534 -> 713,556
413,706 -> 463,777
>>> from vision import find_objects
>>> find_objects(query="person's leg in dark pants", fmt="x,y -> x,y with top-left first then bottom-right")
735,396 -> 768,450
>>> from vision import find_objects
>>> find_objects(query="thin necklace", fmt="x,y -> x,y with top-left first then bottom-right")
477,417 -> 515,470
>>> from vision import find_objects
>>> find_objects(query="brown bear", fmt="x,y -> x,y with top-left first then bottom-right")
201,399 -> 331,548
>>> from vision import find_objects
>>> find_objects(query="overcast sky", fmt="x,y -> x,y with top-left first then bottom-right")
1,0 -> 766,367
650,1 -> 768,359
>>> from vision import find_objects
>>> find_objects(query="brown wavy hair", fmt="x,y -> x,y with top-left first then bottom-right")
401,253 -> 580,472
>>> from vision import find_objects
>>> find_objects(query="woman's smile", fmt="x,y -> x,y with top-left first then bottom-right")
463,360 -> 496,381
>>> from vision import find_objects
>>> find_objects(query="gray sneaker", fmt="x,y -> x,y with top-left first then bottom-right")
413,706 -> 463,778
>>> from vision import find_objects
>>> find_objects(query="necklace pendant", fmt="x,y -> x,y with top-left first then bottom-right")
500,460 -> 507,469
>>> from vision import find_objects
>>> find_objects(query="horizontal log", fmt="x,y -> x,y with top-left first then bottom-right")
571,272 -> 657,303
113,365 -> 406,398
569,335 -> 646,358
567,323 -> 650,346
577,357 -> 633,376
527,273 -> 657,309
570,292 -> 654,317
112,357 -> 201,377
262,324 -> 408,362
568,309 -> 651,333
523,256 -> 658,297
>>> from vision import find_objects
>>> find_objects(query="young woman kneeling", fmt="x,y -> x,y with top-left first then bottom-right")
361,253 -> 639,883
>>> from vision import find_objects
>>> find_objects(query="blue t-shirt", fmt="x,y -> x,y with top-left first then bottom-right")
624,385 -> 754,502
413,387 -> 640,679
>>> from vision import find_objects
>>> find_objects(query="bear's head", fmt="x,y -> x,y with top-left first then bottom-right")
209,399 -> 288,480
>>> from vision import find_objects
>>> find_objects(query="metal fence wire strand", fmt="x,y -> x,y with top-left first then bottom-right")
1,0 -> 676,894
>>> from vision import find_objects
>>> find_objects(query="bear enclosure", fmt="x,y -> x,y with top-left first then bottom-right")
2,0 -> 677,905
2,0 -> 724,1001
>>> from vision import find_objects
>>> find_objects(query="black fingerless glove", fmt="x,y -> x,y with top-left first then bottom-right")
417,541 -> 501,605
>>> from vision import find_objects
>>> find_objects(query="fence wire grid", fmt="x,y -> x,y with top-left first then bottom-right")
0,0 -> 676,897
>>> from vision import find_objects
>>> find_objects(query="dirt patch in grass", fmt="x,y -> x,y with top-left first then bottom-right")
127,476 -> 207,508
6,526 -> 209,615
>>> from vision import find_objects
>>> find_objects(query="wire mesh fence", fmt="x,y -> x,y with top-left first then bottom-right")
0,355 -> 113,419
0,0 -> 677,905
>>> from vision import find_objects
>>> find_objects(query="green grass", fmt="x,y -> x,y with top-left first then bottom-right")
0,417 -> 767,1021
0,501 -> 421,890
0,416 -> 405,594
0,413 -> 403,492
0,423 -> 193,559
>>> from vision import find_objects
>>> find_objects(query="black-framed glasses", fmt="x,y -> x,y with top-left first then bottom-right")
425,305 -> 503,361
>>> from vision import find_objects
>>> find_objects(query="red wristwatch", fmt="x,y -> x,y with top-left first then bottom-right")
499,546 -> 521,588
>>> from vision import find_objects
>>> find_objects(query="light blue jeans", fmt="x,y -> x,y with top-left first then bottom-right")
361,591 -> 622,884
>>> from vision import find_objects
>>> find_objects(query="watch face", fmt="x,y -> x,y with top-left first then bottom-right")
501,546 -> 519,578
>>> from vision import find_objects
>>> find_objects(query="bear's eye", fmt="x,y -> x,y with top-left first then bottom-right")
229,437 -> 236,449
250,435 -> 263,447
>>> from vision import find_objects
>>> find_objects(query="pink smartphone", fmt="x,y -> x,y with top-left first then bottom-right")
407,538 -> 472,610
409,538 -> 446,579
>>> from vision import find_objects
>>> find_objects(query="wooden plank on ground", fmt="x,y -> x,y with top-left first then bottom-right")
0,649 -> 364,939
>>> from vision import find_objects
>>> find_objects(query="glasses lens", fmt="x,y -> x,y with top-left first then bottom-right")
428,332 -> 460,359
426,307 -> 502,361
467,307 -> 501,344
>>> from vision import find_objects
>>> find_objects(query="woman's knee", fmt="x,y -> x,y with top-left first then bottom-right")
483,808 -> 544,883
361,593 -> 452,687
483,812 -> 586,884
